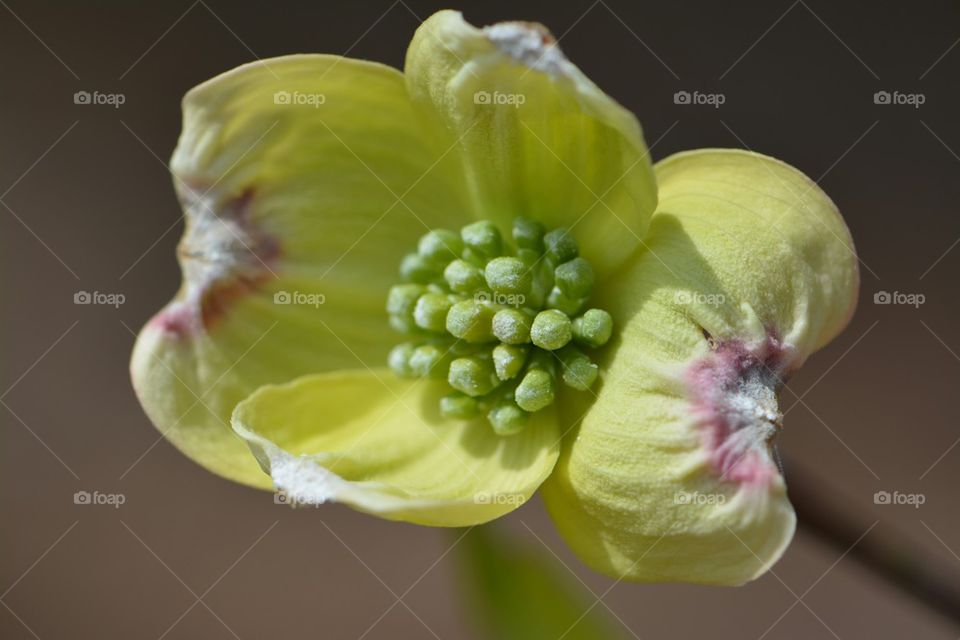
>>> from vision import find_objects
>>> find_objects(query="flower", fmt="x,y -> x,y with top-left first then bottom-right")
131,10 -> 859,585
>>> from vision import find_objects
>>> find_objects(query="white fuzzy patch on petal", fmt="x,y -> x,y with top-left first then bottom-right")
232,418 -> 347,506
686,336 -> 791,488
267,450 -> 346,506
147,184 -> 280,337
177,184 -> 277,291
483,22 -> 572,77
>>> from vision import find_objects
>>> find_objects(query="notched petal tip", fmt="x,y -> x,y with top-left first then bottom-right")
151,184 -> 281,339
686,332 -> 793,488
482,21 -> 570,77
232,418 -> 348,506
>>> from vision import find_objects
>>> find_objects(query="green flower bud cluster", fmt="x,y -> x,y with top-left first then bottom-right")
386,218 -> 614,435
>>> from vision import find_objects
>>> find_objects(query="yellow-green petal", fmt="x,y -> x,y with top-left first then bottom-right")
232,369 -> 561,526
543,149 -> 858,585
131,55 -> 470,487
404,10 -> 658,278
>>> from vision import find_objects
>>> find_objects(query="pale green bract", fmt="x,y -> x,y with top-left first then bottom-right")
130,10 -> 859,585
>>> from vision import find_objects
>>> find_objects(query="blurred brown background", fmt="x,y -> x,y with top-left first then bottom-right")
3,1 -> 959,638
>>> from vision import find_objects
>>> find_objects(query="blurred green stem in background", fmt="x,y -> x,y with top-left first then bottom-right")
457,524 -> 625,640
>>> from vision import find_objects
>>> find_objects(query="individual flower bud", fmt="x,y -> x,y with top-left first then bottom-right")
413,293 -> 454,332
512,217 -> 545,251
492,308 -> 533,344
485,256 -> 532,297
400,253 -> 439,284
439,392 -> 480,419
572,309 -> 613,347
444,259 -> 485,294
460,220 -> 503,262
448,356 -> 499,397
519,258 -> 552,310
446,300 -> 497,343
386,283 -> 426,317
387,342 -> 418,378
409,343 -> 450,379
493,343 -> 528,381
543,228 -> 578,263
559,346 -> 598,391
530,309 -> 573,350
487,397 -> 529,436
418,229 -> 463,264
546,286 -> 586,316
554,257 -> 594,299
387,284 -> 427,333
515,368 -> 555,412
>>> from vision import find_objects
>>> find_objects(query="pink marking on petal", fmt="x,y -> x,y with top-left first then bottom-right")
149,302 -> 195,339
151,183 -> 281,340
198,276 -> 266,329
685,331 -> 795,488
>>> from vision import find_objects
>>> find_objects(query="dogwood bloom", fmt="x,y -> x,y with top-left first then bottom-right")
132,10 -> 858,585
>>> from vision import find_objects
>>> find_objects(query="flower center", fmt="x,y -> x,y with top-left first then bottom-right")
386,218 -> 613,435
